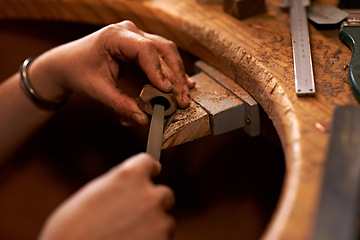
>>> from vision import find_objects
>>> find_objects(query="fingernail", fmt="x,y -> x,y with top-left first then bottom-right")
119,117 -> 132,127
187,75 -> 196,87
164,78 -> 172,91
182,91 -> 190,104
132,112 -> 147,125
183,84 -> 190,95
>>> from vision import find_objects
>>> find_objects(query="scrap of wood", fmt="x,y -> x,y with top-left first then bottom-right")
223,0 -> 266,20
162,101 -> 210,149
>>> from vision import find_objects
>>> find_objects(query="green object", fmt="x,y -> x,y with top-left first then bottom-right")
340,22 -> 360,101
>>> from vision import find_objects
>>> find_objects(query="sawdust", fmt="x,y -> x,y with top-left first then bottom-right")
318,79 -> 344,98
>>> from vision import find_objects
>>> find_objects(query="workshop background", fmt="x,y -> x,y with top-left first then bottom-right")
0,20 -> 284,240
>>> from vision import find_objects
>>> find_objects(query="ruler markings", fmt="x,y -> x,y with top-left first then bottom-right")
289,0 -> 315,96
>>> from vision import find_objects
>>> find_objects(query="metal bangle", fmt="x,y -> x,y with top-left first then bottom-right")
19,58 -> 66,110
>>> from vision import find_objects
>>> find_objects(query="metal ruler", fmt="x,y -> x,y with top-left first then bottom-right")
284,0 -> 316,96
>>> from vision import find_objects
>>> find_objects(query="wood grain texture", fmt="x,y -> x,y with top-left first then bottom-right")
163,100 -> 211,149
0,0 -> 358,239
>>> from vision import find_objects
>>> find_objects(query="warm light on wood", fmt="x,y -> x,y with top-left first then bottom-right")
0,0 -> 357,239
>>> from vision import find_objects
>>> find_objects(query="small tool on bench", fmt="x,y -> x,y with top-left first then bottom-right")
312,107 -> 360,240
281,0 -> 316,96
138,85 -> 177,161
339,11 -> 360,101
305,1 -> 360,101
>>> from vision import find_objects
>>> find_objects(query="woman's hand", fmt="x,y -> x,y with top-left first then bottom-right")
39,153 -> 175,240
28,20 -> 195,125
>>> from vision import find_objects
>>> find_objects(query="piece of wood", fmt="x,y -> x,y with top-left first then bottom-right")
0,0 -> 357,239
162,101 -> 211,149
138,84 -> 177,117
163,70 -> 246,148
224,0 -> 267,20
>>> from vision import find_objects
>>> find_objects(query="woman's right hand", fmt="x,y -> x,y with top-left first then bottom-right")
39,153 -> 175,240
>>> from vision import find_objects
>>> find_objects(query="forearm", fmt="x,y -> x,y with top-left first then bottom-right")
0,56 -> 65,163
0,21 -> 195,163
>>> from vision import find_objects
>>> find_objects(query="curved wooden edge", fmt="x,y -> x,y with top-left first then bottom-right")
1,0 -> 358,239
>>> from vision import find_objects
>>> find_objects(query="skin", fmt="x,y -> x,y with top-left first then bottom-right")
0,20 -> 195,239
0,20 -> 195,161
38,153 -> 176,240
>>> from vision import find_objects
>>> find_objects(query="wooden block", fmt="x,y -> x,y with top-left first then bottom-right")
137,84 -> 177,117
162,71 -> 246,149
162,101 -> 211,149
223,0 -> 266,20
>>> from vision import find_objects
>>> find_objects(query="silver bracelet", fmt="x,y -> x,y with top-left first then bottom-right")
19,58 -> 66,110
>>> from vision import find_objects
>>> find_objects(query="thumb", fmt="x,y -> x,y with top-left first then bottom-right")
97,83 -> 149,126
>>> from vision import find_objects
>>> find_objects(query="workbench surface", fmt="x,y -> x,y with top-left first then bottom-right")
0,0 -> 357,239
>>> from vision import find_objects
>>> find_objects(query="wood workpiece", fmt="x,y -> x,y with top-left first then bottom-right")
138,84 -> 177,117
162,60 -> 259,148
0,0 -> 358,239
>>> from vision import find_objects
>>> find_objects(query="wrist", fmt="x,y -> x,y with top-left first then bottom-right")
22,56 -> 71,110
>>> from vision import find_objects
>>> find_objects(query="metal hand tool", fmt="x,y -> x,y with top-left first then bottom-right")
305,4 -> 360,101
138,84 -> 177,161
312,106 -> 360,240
146,104 -> 165,161
282,0 -> 316,96
340,12 -> 360,101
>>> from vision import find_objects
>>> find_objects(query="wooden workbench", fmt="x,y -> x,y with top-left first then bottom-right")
0,0 -> 357,239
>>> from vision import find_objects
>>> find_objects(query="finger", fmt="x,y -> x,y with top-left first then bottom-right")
186,74 -> 196,88
144,33 -> 187,85
102,26 -> 173,93
93,82 -> 149,126
158,58 -> 190,109
160,214 -> 176,240
116,20 -> 145,36
156,185 -> 176,211
144,34 -> 193,108
122,153 -> 162,179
